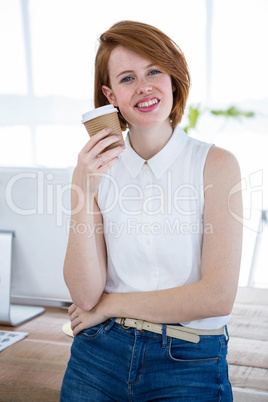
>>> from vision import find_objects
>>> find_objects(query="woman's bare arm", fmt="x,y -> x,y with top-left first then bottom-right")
63,195 -> 107,310
63,128 -> 125,310
70,146 -> 243,332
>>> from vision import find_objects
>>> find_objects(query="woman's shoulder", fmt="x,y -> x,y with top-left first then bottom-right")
204,145 -> 241,188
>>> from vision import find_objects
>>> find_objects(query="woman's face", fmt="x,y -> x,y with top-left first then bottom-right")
102,46 -> 175,130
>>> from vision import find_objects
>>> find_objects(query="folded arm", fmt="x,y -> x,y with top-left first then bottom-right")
70,146 -> 243,334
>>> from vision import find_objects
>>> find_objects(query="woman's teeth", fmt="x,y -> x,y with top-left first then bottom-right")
136,99 -> 159,108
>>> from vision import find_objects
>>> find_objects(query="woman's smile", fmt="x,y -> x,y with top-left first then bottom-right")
135,96 -> 160,112
102,46 -> 174,129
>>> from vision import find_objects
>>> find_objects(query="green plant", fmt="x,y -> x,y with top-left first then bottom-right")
183,104 -> 255,134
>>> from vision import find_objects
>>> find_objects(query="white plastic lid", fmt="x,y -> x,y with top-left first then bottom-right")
81,105 -> 118,123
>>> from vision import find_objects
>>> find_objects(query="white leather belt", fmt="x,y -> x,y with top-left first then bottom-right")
115,318 -> 225,344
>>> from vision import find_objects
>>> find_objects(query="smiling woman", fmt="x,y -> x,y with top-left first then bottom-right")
101,46 -> 175,140
60,20 -> 242,402
94,20 -> 190,132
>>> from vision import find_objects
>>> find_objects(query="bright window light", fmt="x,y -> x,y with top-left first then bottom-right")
0,0 -> 28,95
0,126 -> 33,165
28,0 -> 206,100
35,124 -> 86,167
211,0 -> 268,103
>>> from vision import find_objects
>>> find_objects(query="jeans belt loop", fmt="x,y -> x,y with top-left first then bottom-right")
224,325 -> 229,341
136,319 -> 144,331
104,317 -> 116,333
162,324 -> 168,348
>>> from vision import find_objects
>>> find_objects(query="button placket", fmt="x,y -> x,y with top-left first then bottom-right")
141,162 -> 154,246
141,163 -> 159,288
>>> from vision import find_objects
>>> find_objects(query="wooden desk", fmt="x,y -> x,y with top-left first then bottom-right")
0,288 -> 267,402
0,308 -> 72,402
227,287 -> 268,402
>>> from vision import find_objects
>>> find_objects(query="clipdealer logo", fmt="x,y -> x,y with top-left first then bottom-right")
67,217 -> 213,239
4,171 -> 73,226
4,169 -> 264,234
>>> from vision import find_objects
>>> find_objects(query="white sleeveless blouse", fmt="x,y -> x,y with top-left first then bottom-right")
98,125 -> 231,329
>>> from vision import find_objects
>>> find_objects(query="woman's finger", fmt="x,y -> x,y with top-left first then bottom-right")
98,155 -> 120,172
68,304 -> 77,316
79,128 -> 112,154
93,144 -> 125,170
72,323 -> 82,336
79,142 -> 124,175
78,134 -> 123,169
90,134 -> 123,159
71,317 -> 82,332
97,143 -> 125,165
70,312 -> 77,322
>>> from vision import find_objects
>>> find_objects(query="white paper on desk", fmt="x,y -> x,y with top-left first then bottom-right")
0,330 -> 28,352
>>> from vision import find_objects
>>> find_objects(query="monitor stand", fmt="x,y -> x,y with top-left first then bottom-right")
0,231 -> 45,326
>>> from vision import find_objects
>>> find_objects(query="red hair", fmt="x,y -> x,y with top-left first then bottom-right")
94,20 -> 191,130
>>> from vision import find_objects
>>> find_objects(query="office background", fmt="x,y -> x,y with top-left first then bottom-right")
0,0 -> 268,288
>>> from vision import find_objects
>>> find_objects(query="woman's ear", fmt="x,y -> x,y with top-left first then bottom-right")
102,85 -> 118,107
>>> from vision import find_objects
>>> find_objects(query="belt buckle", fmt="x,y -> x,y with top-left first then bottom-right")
120,318 -> 130,329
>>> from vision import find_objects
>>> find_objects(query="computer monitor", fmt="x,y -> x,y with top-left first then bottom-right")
0,166 -> 73,326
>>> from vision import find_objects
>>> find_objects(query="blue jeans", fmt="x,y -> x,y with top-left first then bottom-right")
60,319 -> 233,401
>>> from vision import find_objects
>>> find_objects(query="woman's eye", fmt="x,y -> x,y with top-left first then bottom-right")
121,76 -> 133,83
149,70 -> 161,76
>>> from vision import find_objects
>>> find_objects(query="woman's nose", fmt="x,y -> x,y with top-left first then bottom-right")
136,78 -> 152,95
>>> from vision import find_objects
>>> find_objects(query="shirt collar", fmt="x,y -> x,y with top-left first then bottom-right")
121,126 -> 188,180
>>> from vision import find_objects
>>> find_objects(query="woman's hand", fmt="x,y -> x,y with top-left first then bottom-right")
68,293 -> 111,336
72,128 -> 125,204
64,128 -> 124,311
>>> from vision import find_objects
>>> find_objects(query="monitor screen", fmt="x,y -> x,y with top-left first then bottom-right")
0,166 -> 73,310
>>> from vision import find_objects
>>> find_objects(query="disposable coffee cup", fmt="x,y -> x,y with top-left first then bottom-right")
81,105 -> 124,153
